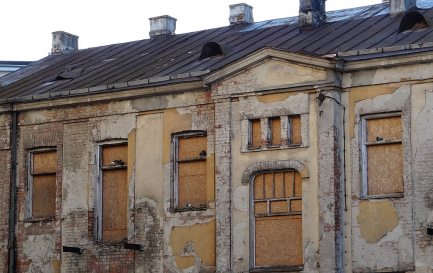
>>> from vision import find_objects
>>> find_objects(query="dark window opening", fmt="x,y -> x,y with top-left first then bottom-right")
399,11 -> 431,33
199,42 -> 224,60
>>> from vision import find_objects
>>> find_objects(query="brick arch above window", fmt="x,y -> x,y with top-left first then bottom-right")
241,160 -> 309,185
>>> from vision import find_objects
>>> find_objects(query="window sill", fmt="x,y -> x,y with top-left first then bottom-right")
250,265 -> 303,273
361,193 -> 404,200
24,216 -> 55,223
245,144 -> 303,153
170,206 -> 207,213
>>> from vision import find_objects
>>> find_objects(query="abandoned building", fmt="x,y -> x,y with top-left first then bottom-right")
1,0 -> 433,272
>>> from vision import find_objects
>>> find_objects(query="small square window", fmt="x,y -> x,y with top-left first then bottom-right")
27,149 -> 57,220
172,131 -> 208,211
361,114 -> 403,198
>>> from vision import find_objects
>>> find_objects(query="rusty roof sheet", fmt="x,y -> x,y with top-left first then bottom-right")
2,2 -> 433,101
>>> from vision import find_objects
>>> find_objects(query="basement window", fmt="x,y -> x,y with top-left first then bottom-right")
251,170 -> 303,271
96,141 -> 128,242
361,113 -> 403,198
172,131 -> 208,211
27,149 -> 57,220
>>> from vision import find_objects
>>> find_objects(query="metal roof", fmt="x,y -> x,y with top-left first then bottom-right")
2,2 -> 433,101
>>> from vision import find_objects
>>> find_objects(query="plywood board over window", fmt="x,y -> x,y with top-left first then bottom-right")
173,132 -> 208,210
362,114 -> 403,198
29,149 -> 57,219
252,170 -> 303,271
290,115 -> 302,145
269,117 -> 281,146
99,142 -> 128,242
249,119 -> 262,149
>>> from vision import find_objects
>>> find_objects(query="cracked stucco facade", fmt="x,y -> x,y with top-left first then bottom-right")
0,50 -> 433,273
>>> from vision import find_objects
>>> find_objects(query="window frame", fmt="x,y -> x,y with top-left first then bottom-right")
249,169 -> 304,272
171,130 -> 208,212
360,112 -> 404,199
26,147 -> 57,221
95,140 -> 128,242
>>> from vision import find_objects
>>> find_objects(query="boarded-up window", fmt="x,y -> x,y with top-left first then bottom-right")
174,132 -> 207,210
289,115 -> 302,145
99,143 -> 128,242
29,150 -> 57,219
252,170 -> 303,270
269,117 -> 282,146
362,114 -> 403,197
249,119 -> 262,149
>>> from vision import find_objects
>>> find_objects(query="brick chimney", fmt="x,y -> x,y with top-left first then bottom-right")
389,0 -> 417,17
51,31 -> 78,54
149,15 -> 177,38
229,3 -> 254,25
299,0 -> 326,29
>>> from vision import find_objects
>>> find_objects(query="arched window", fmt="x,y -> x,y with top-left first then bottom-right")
251,169 -> 303,271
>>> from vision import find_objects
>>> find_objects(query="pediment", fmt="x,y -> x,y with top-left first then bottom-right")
204,48 -> 336,92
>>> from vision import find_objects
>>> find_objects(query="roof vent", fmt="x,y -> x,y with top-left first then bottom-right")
398,10 -> 431,32
199,42 -> 224,60
149,15 -> 177,38
299,0 -> 326,30
229,3 -> 254,25
51,31 -> 79,54
390,0 -> 416,17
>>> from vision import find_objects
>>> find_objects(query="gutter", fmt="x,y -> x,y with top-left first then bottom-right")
8,109 -> 18,273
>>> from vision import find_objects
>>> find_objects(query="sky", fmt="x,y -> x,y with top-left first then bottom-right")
0,0 -> 381,61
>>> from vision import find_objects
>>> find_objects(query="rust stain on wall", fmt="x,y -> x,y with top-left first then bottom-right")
357,200 -> 399,243
169,220 -> 216,269
162,109 -> 193,164
349,84 -> 400,137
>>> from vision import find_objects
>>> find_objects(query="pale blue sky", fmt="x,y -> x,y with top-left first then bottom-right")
0,0 -> 381,61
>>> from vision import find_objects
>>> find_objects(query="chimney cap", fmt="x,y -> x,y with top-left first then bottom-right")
149,15 -> 177,38
229,3 -> 254,25
51,31 -> 79,54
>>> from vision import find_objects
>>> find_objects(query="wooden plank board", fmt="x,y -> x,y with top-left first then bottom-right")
274,172 -> 284,198
254,202 -> 267,215
284,171 -> 295,197
367,143 -> 403,195
291,116 -> 302,145
102,169 -> 128,241
102,144 -> 128,166
271,200 -> 288,213
367,116 -> 402,142
270,117 -> 281,146
255,215 -> 303,267
33,151 -> 57,174
178,160 -> 207,208
178,135 -> 207,160
32,174 -> 56,218
294,171 -> 302,197
264,173 -> 274,199
251,119 -> 262,148
254,174 -> 264,200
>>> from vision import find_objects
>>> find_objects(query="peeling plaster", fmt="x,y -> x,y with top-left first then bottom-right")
357,200 -> 399,243
169,220 -> 216,270
23,235 -> 56,273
